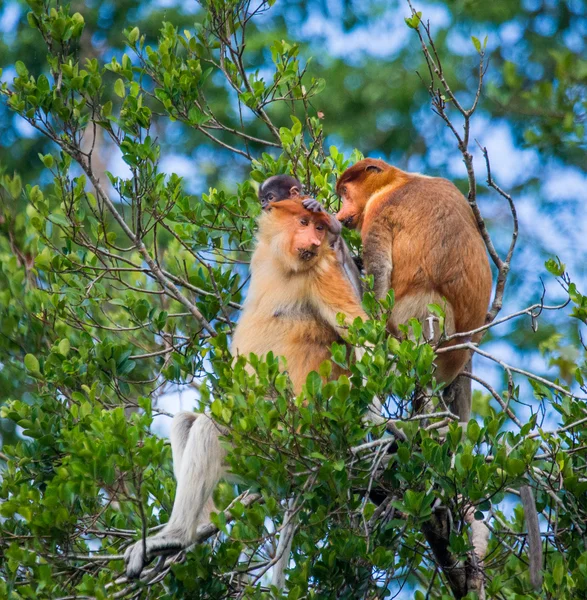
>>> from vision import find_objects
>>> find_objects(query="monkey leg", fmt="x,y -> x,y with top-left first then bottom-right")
363,233 -> 393,301
125,414 -> 227,579
169,411 -> 198,480
441,359 -> 472,424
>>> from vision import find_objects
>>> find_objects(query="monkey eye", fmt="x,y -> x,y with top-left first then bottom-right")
315,224 -> 324,231
266,192 -> 274,200
341,185 -> 348,195
300,218 -> 309,226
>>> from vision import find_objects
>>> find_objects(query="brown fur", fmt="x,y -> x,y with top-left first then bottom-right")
336,158 -> 492,386
232,199 -> 367,393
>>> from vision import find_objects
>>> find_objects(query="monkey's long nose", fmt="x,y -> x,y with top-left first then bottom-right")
335,210 -> 350,225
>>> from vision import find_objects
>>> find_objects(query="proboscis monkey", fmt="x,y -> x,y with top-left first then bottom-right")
124,199 -> 375,578
336,158 -> 492,420
259,175 -> 363,298
336,159 -> 498,595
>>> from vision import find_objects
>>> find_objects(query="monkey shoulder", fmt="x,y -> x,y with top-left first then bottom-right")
367,176 -> 476,237
397,176 -> 466,209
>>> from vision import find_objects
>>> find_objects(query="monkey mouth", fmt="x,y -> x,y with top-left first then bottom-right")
298,248 -> 318,261
340,215 -> 356,229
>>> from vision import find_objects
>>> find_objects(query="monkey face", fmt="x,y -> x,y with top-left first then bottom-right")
291,215 -> 327,264
335,182 -> 361,229
336,158 -> 392,230
260,200 -> 331,273
259,175 -> 302,209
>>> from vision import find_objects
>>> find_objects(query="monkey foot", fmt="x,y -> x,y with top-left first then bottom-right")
124,536 -> 187,579
124,542 -> 150,579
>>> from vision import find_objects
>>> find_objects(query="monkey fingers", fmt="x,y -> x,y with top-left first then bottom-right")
301,198 -> 325,213
124,536 -> 184,579
301,198 -> 341,236
124,540 -> 150,579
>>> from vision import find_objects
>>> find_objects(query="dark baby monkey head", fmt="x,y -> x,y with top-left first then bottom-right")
258,175 -> 303,209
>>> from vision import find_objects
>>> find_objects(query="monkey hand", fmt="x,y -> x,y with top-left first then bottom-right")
301,199 -> 342,236
301,198 -> 325,214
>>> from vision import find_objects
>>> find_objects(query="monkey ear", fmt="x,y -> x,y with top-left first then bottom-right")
365,164 -> 383,173
289,186 -> 301,197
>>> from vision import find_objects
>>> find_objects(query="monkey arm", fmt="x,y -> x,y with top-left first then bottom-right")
312,258 -> 388,427
313,261 -> 367,335
333,236 -> 363,299
363,226 -> 393,301
326,213 -> 342,236
300,198 -> 362,297
302,198 -> 342,235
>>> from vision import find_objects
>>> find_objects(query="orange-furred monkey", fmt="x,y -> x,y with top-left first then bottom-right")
125,199 -> 373,579
336,158 -> 492,405
232,198 -> 368,390
259,175 -> 363,299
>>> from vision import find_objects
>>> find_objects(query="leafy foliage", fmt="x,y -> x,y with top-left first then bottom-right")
0,1 -> 586,599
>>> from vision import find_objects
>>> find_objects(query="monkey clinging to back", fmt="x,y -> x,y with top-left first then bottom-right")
336,158 -> 492,419
259,175 -> 362,298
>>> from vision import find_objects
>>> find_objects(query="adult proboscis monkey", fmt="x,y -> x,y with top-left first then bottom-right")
336,158 -> 493,420
124,198 -> 372,578
259,174 -> 363,299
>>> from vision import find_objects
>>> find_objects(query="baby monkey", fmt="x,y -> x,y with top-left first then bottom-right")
258,175 -> 362,298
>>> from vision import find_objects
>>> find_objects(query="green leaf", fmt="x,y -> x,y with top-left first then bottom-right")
58,339 -> 70,357
128,27 -> 140,44
461,451 -> 473,470
279,127 -> 294,146
545,257 -> 565,276
318,359 -> 332,379
304,371 -> 322,397
39,153 -> 54,169
310,451 -> 327,461
49,213 -> 70,227
404,12 -> 422,29
107,298 -> 126,306
397,446 -> 410,464
15,61 -> 28,78
188,106 -> 211,126
408,318 -> 422,340
472,36 -> 482,53
506,458 -> 526,477
467,420 -> 481,444
24,354 -> 40,374
7,174 -> 22,199
553,555 -> 564,585
114,78 -> 125,98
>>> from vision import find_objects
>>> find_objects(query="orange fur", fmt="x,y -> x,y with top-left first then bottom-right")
336,158 -> 492,387
232,199 -> 366,393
